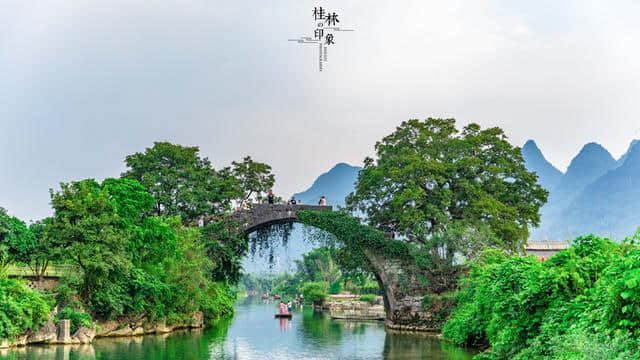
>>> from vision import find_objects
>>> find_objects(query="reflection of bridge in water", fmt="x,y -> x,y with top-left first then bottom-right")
232,203 -> 571,258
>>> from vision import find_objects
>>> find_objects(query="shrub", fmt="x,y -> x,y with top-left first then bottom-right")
442,235 -> 640,359
0,278 -> 50,340
359,280 -> 381,295
359,294 -> 376,304
422,291 -> 457,328
199,282 -> 235,325
329,280 -> 343,295
56,307 -> 93,334
301,282 -> 328,305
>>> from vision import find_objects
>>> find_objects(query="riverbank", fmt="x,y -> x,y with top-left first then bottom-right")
324,294 -> 386,321
0,300 -> 476,359
322,293 -> 456,333
0,311 -> 204,349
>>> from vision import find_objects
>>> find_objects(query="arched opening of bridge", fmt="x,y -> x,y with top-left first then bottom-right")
233,204 -> 394,325
232,204 -> 430,331
242,221 -> 336,275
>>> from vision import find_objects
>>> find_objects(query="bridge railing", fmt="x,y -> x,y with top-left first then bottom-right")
7,264 -> 78,279
247,203 -> 331,211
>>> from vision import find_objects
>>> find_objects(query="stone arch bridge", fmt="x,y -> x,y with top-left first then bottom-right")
232,203 -> 568,256
231,203 -> 570,331
231,203 -> 332,234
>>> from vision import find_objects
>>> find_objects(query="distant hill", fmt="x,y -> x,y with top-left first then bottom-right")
616,139 -> 640,167
549,142 -> 640,240
548,142 -> 616,212
276,141 -> 640,244
528,140 -> 640,241
521,140 -> 563,191
293,163 -> 361,207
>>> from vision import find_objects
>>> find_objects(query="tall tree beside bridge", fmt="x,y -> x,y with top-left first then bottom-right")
122,141 -> 241,225
346,119 -> 548,290
122,142 -> 278,283
231,156 -> 276,203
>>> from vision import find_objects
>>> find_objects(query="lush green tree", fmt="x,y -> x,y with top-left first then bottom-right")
165,225 -> 214,322
122,142 -> 281,286
238,273 -> 262,295
272,273 -> 301,298
122,142 -> 241,224
231,156 -> 275,202
442,235 -> 635,359
201,220 -> 248,283
48,177 -> 235,321
47,179 -> 132,302
346,118 -> 547,252
0,208 -> 33,272
0,278 -> 50,340
20,218 -> 60,281
294,247 -> 340,284
301,281 -> 328,305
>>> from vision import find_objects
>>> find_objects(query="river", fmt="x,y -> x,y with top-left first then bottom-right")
0,298 -> 474,359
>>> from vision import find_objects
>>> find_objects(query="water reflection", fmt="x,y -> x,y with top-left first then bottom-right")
383,331 -> 475,360
0,298 -> 473,360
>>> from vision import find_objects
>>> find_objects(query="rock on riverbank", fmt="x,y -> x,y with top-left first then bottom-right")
326,295 -> 385,321
0,312 -> 204,349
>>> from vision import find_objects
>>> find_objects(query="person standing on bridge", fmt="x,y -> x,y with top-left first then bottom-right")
267,190 -> 275,204
318,196 -> 327,206
288,196 -> 297,205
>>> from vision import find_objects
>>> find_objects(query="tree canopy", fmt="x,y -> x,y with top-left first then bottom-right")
231,156 -> 275,202
46,177 -> 234,320
22,218 -> 59,280
47,179 -> 135,303
122,142 -> 241,224
346,118 -> 547,252
0,207 -> 34,272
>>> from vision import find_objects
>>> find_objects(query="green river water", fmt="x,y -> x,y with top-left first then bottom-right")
0,298 -> 475,359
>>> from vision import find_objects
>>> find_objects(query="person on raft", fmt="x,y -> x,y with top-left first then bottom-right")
279,301 -> 288,314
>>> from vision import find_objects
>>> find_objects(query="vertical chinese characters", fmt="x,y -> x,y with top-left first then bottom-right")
289,6 -> 354,71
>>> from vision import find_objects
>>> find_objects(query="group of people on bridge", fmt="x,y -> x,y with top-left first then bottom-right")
236,190 -> 328,211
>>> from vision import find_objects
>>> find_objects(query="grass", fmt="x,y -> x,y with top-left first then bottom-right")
359,294 -> 377,304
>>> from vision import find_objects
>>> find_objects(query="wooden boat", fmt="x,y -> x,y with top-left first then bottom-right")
274,313 -> 292,319
273,294 -> 281,300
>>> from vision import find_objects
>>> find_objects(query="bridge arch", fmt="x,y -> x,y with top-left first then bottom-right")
233,206 -> 416,329
231,204 -> 333,235
231,204 -> 561,331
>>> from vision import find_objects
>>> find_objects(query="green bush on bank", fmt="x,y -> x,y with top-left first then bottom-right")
443,234 -> 640,359
301,282 -> 328,305
198,282 -> 235,325
422,291 -> 458,329
328,280 -> 342,295
55,307 -> 93,334
0,278 -> 50,340
359,294 -> 376,304
357,280 -> 381,295
44,178 -> 236,326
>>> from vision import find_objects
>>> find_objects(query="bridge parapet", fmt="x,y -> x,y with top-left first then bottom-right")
526,241 -> 570,258
232,203 -> 332,234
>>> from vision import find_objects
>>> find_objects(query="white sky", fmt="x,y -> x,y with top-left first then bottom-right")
2,0 -> 640,220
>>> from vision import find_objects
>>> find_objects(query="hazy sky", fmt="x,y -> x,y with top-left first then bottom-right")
3,1 -> 640,221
